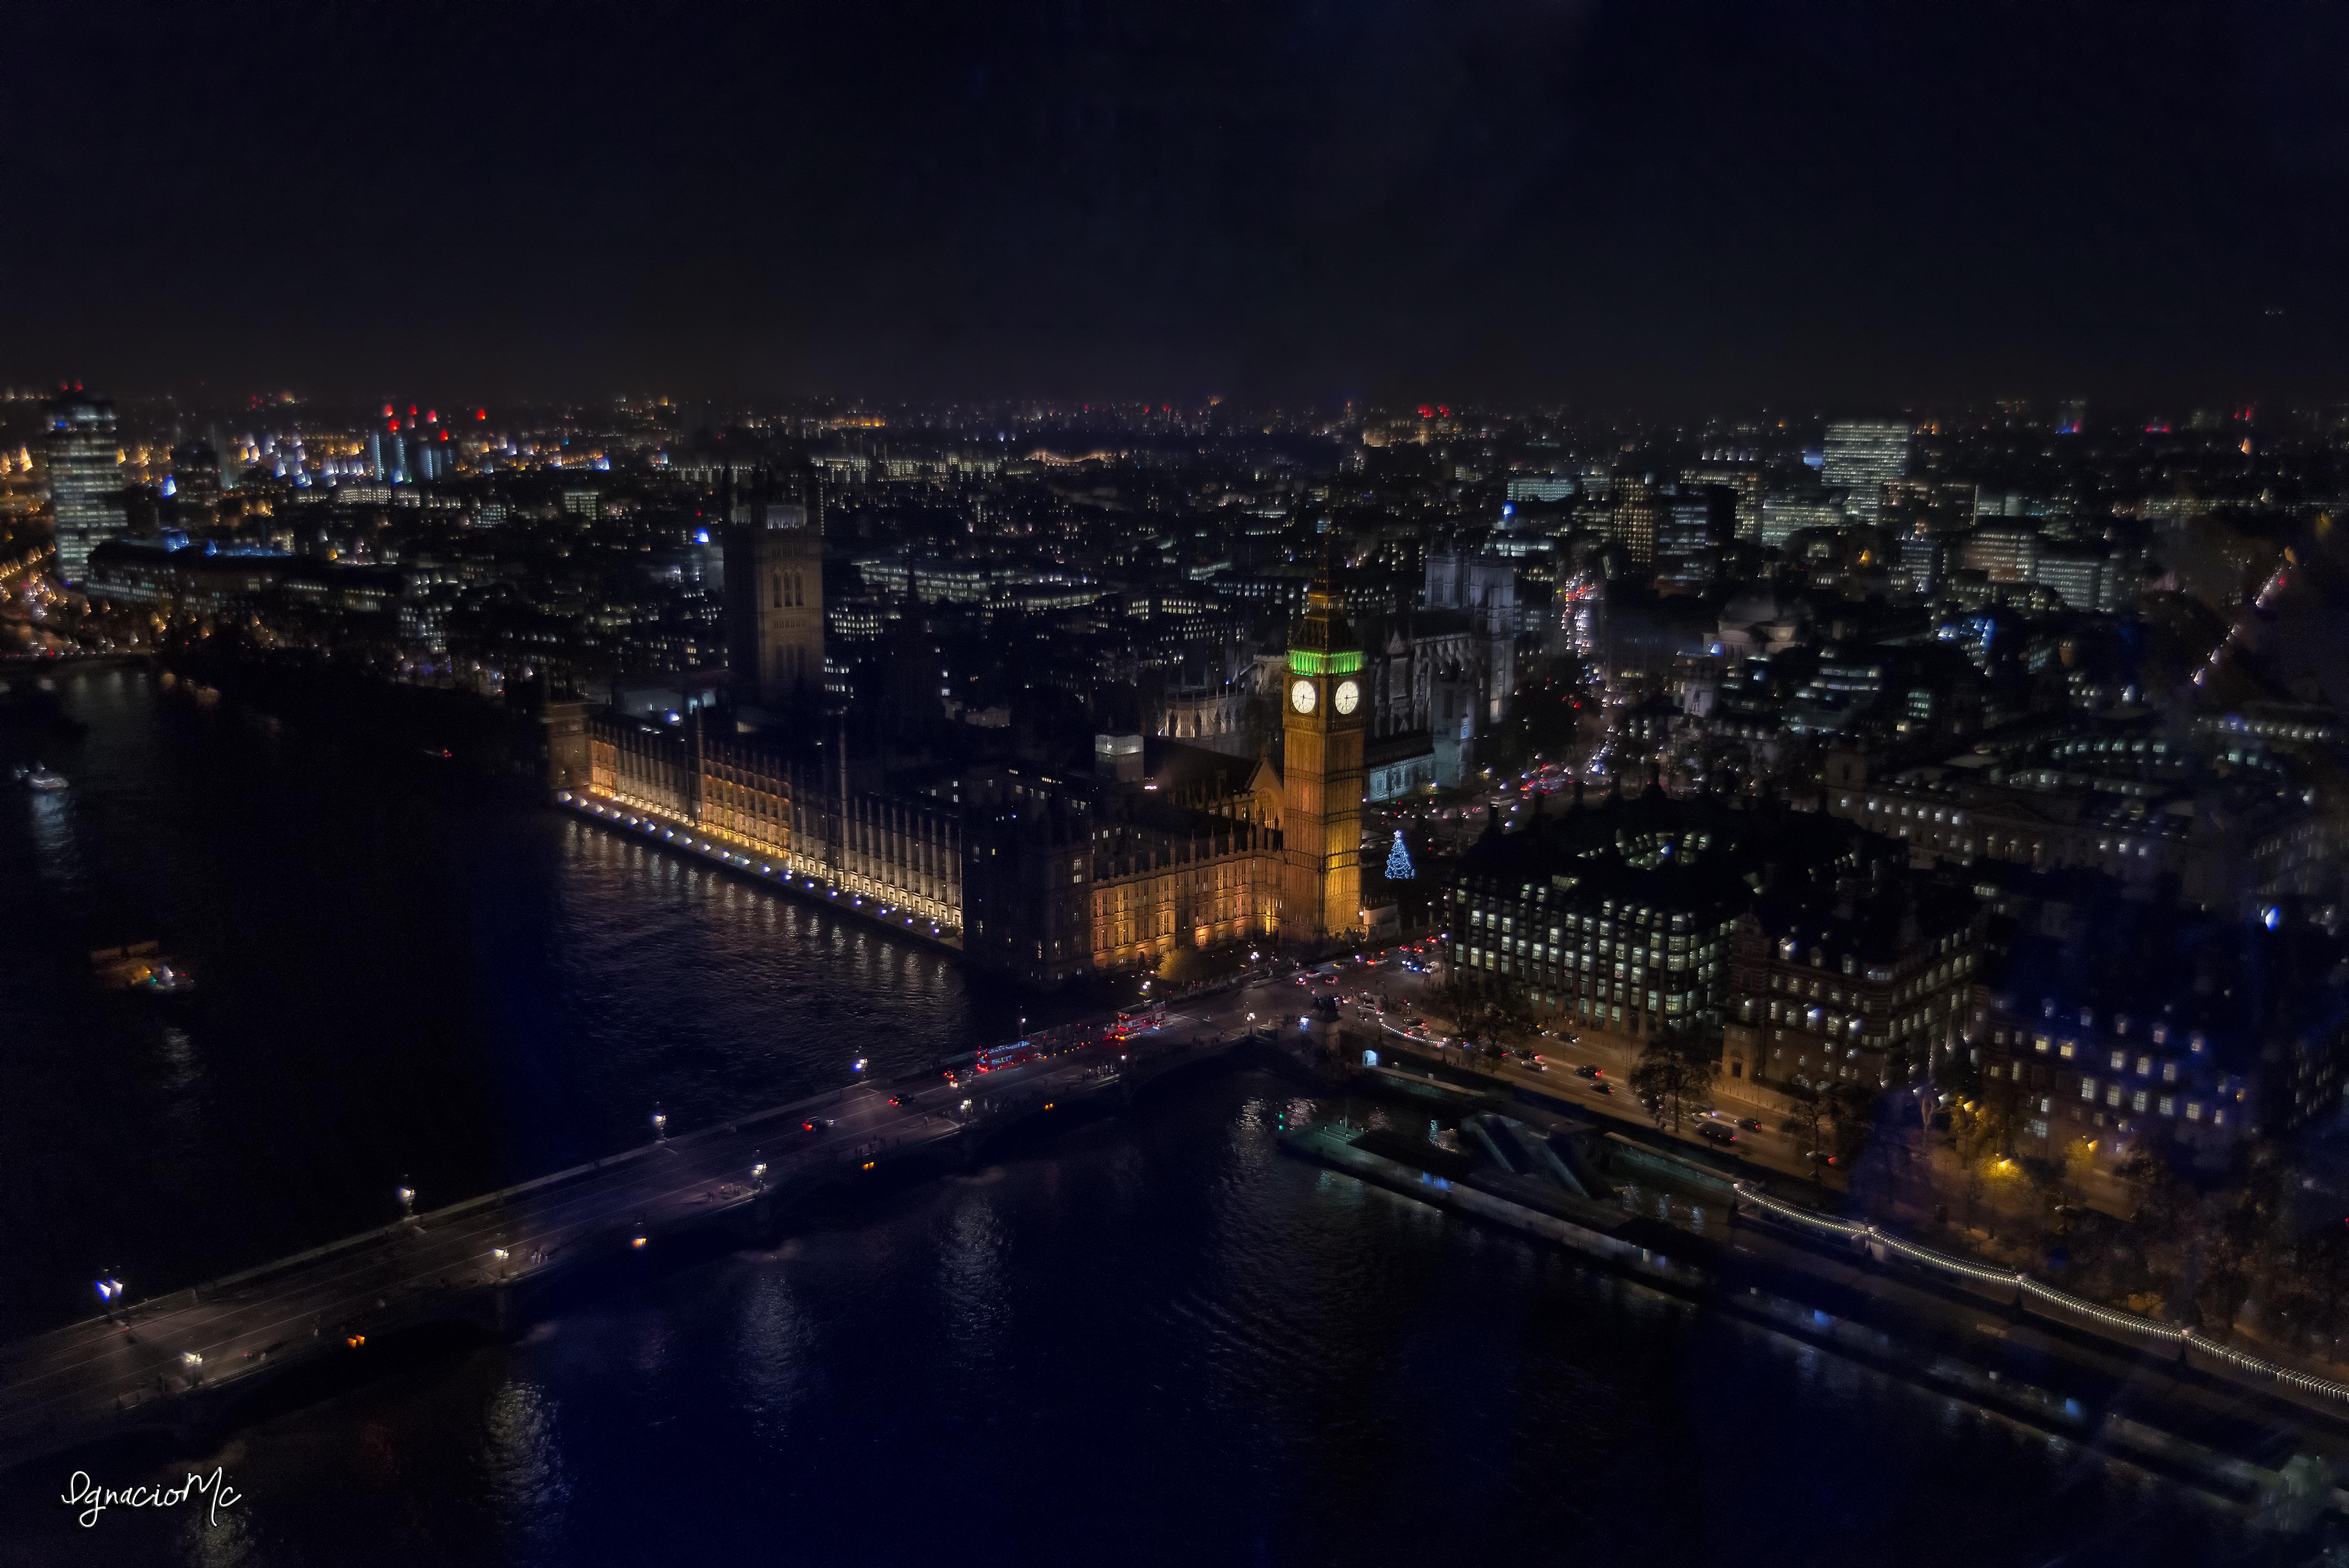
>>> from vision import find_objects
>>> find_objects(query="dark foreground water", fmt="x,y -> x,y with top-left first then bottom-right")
0,670 -> 2273,1565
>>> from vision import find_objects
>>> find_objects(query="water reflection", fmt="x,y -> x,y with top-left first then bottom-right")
23,786 -> 80,893
730,1265 -> 817,1444
476,1379 -> 572,1560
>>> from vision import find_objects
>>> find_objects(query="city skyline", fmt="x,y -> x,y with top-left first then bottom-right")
11,4 -> 2349,1560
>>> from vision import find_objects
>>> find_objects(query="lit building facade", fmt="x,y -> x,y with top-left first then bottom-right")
1281,560 -> 1367,943
1821,419 -> 1912,526
1720,882 -> 1982,1093
46,391 -> 124,582
1821,720 -> 2336,917
1975,909 -> 2349,1164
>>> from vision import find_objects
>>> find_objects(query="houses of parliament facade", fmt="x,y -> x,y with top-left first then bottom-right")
542,509 -> 1375,986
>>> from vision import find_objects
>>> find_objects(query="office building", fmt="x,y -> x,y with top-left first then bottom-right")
1761,492 -> 1844,551
1683,462 -> 1763,543
1654,485 -> 1736,593
1960,524 -> 2042,585
45,392 -> 124,582
1820,420 -> 1912,526
1608,472 -> 1663,567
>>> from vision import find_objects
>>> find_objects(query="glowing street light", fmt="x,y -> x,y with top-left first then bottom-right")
750,1160 -> 768,1190
652,1105 -> 668,1142
396,1181 -> 416,1218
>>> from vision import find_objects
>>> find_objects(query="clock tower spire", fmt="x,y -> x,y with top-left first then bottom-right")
1281,538 -> 1366,944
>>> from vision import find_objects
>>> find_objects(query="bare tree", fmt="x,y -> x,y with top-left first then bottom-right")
1631,1028 -> 1721,1135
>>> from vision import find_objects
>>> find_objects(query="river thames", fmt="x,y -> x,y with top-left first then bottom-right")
0,668 -> 2262,1565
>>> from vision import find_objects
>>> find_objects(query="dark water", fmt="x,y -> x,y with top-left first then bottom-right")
0,671 -> 2269,1565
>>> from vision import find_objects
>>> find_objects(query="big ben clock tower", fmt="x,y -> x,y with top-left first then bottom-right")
1281,545 -> 1367,943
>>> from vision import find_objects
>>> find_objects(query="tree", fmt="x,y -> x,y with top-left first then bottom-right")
1630,1028 -> 1721,1135
1944,1095 -> 2013,1233
2117,1130 -> 2201,1315
1825,1083 -> 1877,1169
1784,1079 -> 1827,1161
1435,974 -> 1533,1049
2192,1149 -> 2282,1334
1385,830 -> 1415,881
2265,1223 -> 2349,1358
1156,945 -> 1205,988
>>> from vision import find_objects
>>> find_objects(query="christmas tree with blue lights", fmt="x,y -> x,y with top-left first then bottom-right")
1385,829 -> 1415,881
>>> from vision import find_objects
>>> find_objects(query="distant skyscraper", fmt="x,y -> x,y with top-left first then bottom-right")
1821,420 -> 1912,526
1504,473 -> 1577,504
1960,523 -> 2042,584
1760,492 -> 1845,550
1654,485 -> 1736,593
1681,461 -> 1762,542
1608,471 -> 1662,567
169,440 -> 221,530
44,392 -> 124,582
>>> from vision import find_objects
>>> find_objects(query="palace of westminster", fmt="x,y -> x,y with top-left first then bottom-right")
541,482 -> 1390,986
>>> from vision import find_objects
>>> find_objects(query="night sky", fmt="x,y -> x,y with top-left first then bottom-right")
15,1 -> 2349,407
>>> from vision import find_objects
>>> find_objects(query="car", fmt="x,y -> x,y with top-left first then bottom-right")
888,1093 -> 918,1108
1807,1150 -> 1840,1166
1735,1116 -> 1764,1132
1592,1080 -> 1613,1095
1574,1064 -> 1603,1079
1697,1122 -> 1738,1145
801,1117 -> 836,1132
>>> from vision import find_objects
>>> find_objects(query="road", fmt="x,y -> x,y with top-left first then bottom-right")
1353,975 -> 2133,1237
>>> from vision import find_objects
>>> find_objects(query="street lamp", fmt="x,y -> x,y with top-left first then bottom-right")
396,1180 -> 416,1218
491,1247 -> 509,1280
651,1105 -> 668,1142
750,1160 -> 768,1190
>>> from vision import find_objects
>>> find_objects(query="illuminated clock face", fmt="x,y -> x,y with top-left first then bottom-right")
1333,679 -> 1360,715
1290,678 -> 1317,714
